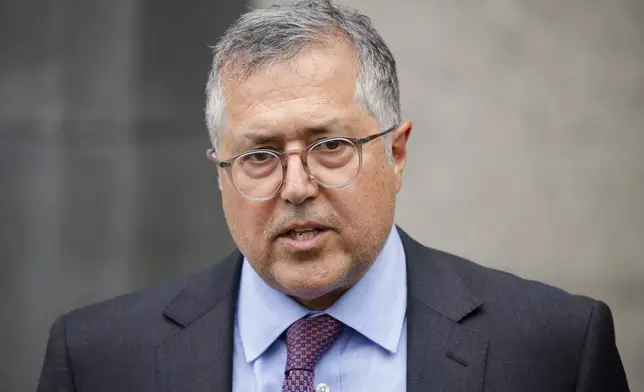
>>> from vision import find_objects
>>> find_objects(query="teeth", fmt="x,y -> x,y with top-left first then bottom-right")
289,229 -> 319,241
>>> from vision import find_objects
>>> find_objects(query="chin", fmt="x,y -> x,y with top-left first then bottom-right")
276,274 -> 330,293
288,283 -> 336,301
275,269 -> 345,301
286,283 -> 347,310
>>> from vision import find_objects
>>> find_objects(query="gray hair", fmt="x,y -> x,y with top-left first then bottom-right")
204,0 -> 401,160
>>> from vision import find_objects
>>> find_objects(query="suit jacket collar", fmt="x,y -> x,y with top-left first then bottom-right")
155,227 -> 487,392
156,249 -> 243,392
399,228 -> 488,392
400,227 -> 483,322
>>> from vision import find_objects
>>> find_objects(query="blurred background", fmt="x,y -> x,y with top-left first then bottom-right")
1,0 -> 642,390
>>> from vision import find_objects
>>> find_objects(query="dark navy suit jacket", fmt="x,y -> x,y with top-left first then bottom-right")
38,229 -> 630,391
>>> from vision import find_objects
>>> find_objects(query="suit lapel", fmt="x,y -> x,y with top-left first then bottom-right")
155,250 -> 243,392
400,229 -> 488,392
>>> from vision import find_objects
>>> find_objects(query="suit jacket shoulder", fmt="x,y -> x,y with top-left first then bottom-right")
38,250 -> 243,392
400,228 -> 629,391
431,243 -> 596,321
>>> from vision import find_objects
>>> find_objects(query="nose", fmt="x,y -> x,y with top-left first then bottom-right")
279,152 -> 318,205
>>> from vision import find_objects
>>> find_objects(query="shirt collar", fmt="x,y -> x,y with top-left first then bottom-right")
236,225 -> 407,363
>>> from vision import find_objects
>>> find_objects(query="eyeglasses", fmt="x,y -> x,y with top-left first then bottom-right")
207,126 -> 396,201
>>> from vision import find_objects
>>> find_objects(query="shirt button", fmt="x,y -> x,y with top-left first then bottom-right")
316,383 -> 330,392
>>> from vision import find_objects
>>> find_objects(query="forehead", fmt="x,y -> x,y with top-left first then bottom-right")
221,39 -> 362,144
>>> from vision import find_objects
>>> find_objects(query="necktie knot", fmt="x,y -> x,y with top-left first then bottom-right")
284,314 -> 343,373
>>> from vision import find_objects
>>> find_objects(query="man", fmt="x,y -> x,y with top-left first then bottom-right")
38,0 -> 630,391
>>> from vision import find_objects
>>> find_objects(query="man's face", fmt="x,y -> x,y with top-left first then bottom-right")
217,39 -> 410,308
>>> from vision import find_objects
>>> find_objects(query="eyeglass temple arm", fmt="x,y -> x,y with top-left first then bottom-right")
206,149 -> 232,168
355,126 -> 396,145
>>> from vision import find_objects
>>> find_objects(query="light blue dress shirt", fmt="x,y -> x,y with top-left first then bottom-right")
232,225 -> 407,392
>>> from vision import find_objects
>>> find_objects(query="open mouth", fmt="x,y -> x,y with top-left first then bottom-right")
285,228 -> 321,241
277,226 -> 329,251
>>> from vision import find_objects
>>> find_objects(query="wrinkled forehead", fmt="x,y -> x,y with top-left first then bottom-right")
219,41 -> 367,150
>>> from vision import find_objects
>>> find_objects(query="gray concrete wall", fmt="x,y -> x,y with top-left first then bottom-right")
0,1 -> 244,390
255,0 -> 644,388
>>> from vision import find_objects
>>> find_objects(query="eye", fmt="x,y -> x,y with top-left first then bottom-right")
245,151 -> 272,162
252,152 -> 269,161
318,139 -> 343,150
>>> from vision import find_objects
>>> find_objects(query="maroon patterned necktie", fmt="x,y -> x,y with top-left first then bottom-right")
282,315 -> 344,392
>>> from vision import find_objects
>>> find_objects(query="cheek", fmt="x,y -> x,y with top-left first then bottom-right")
333,159 -> 395,228
222,190 -> 271,246
360,155 -> 395,201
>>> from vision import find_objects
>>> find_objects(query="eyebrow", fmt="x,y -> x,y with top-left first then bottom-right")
234,119 -> 343,151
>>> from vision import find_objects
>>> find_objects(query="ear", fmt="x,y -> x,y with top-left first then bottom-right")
206,148 -> 217,161
391,120 -> 412,192
206,148 -> 224,190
